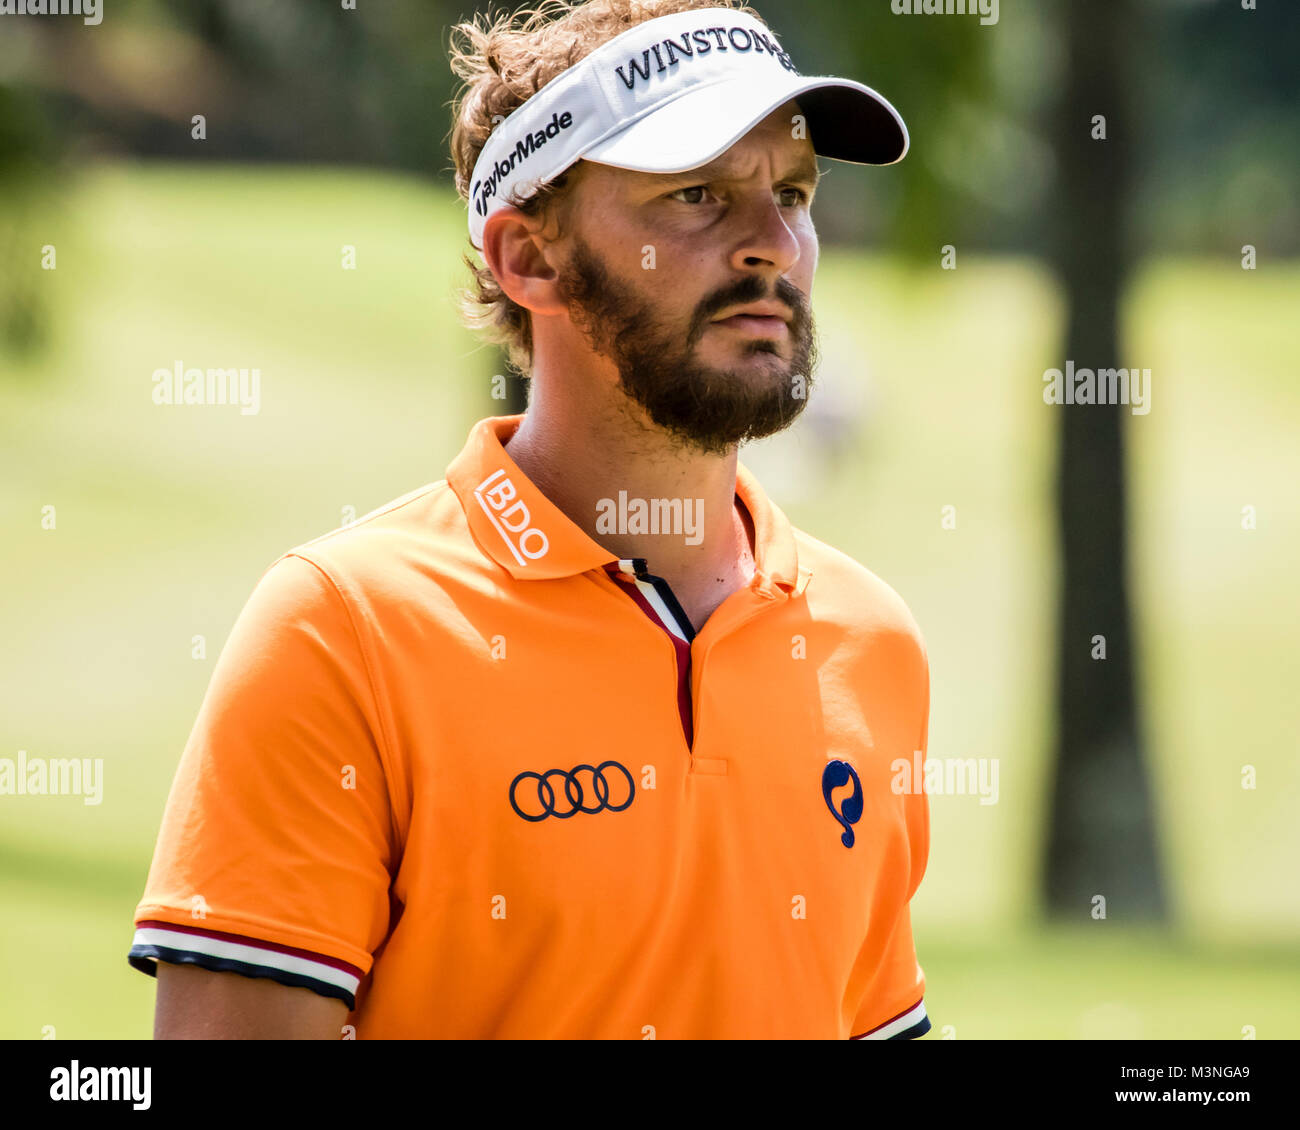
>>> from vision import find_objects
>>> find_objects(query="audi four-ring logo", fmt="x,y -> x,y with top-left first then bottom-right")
509,761 -> 636,822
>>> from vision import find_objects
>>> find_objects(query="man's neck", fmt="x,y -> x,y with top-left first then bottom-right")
503,399 -> 757,633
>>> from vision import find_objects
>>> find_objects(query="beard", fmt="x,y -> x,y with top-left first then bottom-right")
553,232 -> 820,456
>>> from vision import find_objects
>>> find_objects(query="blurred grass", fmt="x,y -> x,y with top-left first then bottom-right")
1,163 -> 1297,1038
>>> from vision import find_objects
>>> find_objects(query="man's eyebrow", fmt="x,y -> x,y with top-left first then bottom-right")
781,155 -> 822,188
633,154 -> 823,188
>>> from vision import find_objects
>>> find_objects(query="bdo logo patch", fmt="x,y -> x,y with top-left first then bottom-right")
474,467 -> 549,564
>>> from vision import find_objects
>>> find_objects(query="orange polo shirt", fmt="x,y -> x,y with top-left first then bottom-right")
129,413 -> 932,1039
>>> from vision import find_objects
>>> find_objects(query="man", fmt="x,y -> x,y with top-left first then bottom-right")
129,0 -> 932,1040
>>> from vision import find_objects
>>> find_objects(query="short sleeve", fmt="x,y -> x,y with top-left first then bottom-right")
850,634 -> 931,1040
128,552 -> 397,1009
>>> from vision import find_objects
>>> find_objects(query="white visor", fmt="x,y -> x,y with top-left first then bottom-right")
466,7 -> 908,250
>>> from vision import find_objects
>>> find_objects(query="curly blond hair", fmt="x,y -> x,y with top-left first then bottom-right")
446,0 -> 762,375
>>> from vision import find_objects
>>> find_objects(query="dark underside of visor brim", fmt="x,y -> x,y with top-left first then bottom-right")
793,85 -> 906,165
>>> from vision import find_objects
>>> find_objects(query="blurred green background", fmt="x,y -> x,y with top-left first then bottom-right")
2,0 -> 1298,1038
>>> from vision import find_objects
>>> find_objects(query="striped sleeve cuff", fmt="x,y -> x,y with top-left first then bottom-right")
128,919 -> 364,1009
851,998 -> 930,1040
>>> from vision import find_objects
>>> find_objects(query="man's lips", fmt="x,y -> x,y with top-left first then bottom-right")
711,314 -> 789,337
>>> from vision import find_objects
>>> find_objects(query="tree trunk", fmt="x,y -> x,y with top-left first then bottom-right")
1043,0 -> 1167,922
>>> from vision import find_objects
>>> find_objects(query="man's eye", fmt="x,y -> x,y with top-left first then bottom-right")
669,185 -> 711,204
668,185 -> 809,205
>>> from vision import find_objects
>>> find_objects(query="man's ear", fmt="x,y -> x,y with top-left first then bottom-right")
481,205 -> 569,317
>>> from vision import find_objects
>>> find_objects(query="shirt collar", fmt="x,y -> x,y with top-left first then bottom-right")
447,414 -> 810,597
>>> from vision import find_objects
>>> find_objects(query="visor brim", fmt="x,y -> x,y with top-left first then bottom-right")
581,73 -> 908,174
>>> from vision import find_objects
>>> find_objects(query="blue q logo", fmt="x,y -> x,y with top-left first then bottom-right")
822,760 -> 863,848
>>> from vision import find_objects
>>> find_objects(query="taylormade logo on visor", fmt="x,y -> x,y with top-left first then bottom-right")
469,19 -> 799,222
473,110 -> 575,218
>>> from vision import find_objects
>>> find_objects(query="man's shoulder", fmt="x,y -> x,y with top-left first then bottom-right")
791,525 -> 926,647
269,478 -> 471,596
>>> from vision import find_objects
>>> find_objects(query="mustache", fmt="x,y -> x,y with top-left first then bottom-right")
693,277 -> 811,337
